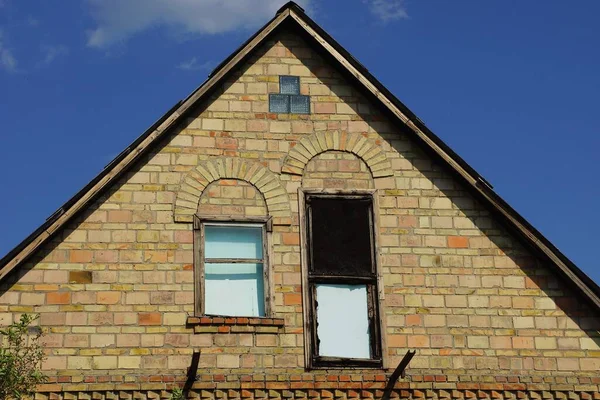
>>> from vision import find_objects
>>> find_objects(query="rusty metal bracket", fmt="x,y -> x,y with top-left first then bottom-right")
183,351 -> 201,394
381,349 -> 416,400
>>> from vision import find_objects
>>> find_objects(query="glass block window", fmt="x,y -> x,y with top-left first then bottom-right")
269,94 -> 290,113
280,76 -> 300,95
269,75 -> 310,114
290,94 -> 310,114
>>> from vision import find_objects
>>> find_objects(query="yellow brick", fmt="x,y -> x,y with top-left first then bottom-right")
202,119 -> 224,131
163,312 -> 187,326
118,356 -> 141,369
92,356 -> 117,369
217,354 -> 239,368
67,356 -> 92,370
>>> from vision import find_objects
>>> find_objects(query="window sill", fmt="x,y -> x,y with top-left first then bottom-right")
311,356 -> 383,369
187,316 -> 284,334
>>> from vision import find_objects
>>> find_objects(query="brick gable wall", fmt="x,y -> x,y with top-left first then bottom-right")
0,29 -> 599,399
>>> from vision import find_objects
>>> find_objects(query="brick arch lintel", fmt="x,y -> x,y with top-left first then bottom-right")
281,131 -> 393,178
174,157 -> 292,225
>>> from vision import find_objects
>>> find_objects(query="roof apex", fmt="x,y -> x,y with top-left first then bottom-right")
276,1 -> 305,15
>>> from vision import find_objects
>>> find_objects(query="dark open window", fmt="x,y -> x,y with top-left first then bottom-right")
304,194 -> 382,368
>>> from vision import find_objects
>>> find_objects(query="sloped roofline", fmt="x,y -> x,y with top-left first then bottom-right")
1,2 -> 599,311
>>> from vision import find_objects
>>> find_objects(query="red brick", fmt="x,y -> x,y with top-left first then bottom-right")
107,210 -> 132,223
281,233 -> 300,245
216,137 -> 238,149
406,315 -> 422,326
139,313 -> 161,326
448,236 -> 469,248
314,103 -> 335,114
284,293 -> 302,305
388,335 -> 407,347
47,292 -> 70,305
145,251 -> 168,263
69,250 -> 93,263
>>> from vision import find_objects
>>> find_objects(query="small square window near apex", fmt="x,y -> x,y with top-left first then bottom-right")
269,76 -> 310,114
279,75 -> 300,94
290,95 -> 310,114
269,94 -> 290,113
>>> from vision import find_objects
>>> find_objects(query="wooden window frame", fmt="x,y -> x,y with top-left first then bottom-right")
298,189 -> 384,369
193,215 -> 273,318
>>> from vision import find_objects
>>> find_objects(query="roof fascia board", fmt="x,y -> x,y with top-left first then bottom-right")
287,9 -> 600,310
0,9 -> 291,283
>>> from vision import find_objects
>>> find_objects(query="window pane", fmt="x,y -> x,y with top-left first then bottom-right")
290,95 -> 310,114
205,263 -> 264,317
269,94 -> 290,113
205,225 -> 263,259
280,76 -> 300,95
309,198 -> 373,276
315,284 -> 370,359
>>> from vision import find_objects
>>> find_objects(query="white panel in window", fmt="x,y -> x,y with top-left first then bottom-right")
204,263 -> 264,316
204,226 -> 263,259
315,284 -> 370,359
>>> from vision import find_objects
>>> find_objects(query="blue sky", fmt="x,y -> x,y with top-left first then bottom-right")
0,1 -> 599,284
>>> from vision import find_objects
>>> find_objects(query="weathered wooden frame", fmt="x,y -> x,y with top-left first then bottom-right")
298,188 -> 384,369
193,215 -> 273,318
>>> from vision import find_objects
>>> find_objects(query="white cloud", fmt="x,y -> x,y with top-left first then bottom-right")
0,30 -> 17,72
26,16 -> 39,27
85,0 -> 312,49
41,44 -> 69,65
0,48 -> 16,71
177,57 -> 213,71
364,0 -> 408,23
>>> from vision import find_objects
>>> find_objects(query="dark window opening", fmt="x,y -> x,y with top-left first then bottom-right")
304,194 -> 382,368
